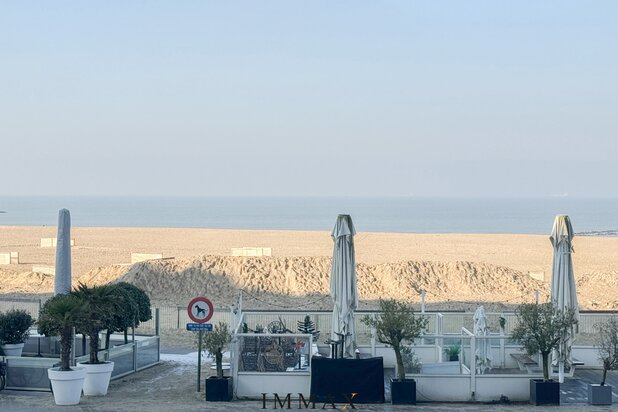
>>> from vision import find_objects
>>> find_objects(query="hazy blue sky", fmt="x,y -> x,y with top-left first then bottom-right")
1,1 -> 617,197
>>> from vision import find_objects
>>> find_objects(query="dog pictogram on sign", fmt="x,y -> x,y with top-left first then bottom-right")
187,297 -> 214,323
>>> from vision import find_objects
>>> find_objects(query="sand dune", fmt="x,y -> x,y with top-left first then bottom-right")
0,256 -> 554,310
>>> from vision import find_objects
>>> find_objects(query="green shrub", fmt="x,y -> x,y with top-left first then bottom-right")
0,309 -> 34,345
401,346 -> 422,373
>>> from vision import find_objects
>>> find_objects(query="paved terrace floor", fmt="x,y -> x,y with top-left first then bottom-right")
0,361 -> 616,412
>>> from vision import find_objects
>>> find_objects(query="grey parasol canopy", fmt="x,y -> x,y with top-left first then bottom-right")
473,305 -> 492,374
54,208 -> 72,295
550,214 -> 579,383
330,214 -> 358,358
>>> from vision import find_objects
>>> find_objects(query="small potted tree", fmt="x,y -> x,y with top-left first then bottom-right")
73,283 -> 120,396
401,346 -> 422,374
589,318 -> 618,405
200,321 -> 232,401
38,294 -> 88,406
511,303 -> 577,405
362,299 -> 427,404
0,309 -> 34,356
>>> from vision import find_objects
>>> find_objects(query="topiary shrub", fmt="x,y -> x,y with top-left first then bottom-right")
106,282 -> 153,345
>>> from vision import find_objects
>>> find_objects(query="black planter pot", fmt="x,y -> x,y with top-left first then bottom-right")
530,379 -> 559,405
449,355 -> 459,362
588,384 -> 612,405
206,376 -> 232,401
391,378 -> 416,405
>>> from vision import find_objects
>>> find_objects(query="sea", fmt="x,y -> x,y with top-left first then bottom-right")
0,196 -> 617,235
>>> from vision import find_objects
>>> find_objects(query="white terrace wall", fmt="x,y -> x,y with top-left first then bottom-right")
231,247 -> 272,257
31,265 -> 55,275
40,238 -> 75,247
131,253 -> 163,264
0,252 -> 19,264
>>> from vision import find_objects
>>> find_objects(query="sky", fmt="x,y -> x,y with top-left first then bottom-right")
1,1 -> 617,197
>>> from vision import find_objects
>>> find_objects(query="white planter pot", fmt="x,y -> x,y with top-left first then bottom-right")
78,361 -> 114,396
1,343 -> 24,357
48,366 -> 87,405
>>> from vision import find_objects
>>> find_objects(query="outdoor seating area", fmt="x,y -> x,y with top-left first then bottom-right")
228,307 -> 611,402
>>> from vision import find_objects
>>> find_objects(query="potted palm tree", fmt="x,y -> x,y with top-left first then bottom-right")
73,283 -> 120,396
0,309 -> 34,357
361,299 -> 427,404
38,294 -> 88,406
200,322 -> 232,401
511,303 -> 578,405
589,318 -> 618,405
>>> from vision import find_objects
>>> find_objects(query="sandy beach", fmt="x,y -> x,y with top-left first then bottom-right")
0,226 -> 617,310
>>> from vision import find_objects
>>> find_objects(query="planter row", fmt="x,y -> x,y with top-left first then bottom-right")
48,362 -> 114,405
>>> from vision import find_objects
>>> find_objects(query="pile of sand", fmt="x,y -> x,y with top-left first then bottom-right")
0,268 -> 55,294
577,271 -> 618,309
86,255 -> 550,310
3,255 -> 616,310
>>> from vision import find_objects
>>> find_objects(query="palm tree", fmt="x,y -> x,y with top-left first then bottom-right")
38,294 -> 87,371
72,283 -> 121,364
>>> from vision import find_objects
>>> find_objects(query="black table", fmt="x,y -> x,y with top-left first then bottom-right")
310,357 -> 384,404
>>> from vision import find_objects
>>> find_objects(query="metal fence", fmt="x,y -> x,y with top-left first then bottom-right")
2,298 -> 615,345
0,298 -> 41,319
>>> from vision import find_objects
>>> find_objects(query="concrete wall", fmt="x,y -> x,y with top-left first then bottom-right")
231,247 -> 272,257
10,251 -> 19,264
528,271 -> 545,281
32,265 -> 55,275
571,346 -> 602,368
40,238 -> 75,247
131,253 -> 164,264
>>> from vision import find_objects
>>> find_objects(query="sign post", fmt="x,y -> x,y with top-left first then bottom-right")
197,330 -> 202,392
187,297 -> 214,392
